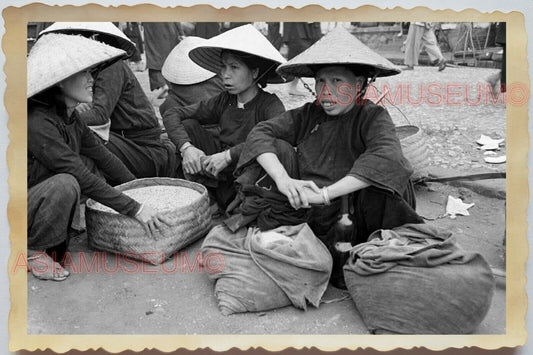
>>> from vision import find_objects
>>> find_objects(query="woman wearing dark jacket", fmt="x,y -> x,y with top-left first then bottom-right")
39,22 -> 177,180
27,34 -> 168,281
163,25 -> 287,209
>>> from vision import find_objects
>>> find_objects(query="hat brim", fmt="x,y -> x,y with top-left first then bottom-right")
28,33 -> 127,98
162,36 -> 216,85
276,26 -> 401,79
190,47 -> 284,83
188,24 -> 287,84
279,62 -> 401,79
39,22 -> 136,58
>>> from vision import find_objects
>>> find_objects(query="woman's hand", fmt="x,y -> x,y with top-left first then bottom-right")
302,187 -> 326,206
134,205 -> 173,236
75,102 -> 93,113
202,151 -> 231,178
275,176 -> 321,209
182,145 -> 206,175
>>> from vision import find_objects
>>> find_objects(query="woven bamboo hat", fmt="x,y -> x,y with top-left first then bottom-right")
28,33 -> 126,98
39,22 -> 136,58
162,36 -> 217,85
189,24 -> 287,83
276,26 -> 401,78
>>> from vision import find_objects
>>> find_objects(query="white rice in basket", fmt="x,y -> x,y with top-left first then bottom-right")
91,186 -> 201,214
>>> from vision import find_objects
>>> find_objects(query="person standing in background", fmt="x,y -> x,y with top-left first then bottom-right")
486,22 -> 506,93
194,22 -> 221,39
122,22 -> 144,72
282,22 -> 323,96
403,22 -> 446,71
142,22 -> 184,99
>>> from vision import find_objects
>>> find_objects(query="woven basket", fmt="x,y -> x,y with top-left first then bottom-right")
86,178 -> 212,265
396,125 -> 430,182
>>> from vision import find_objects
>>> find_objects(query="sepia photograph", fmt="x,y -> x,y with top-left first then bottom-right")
3,3 -> 529,353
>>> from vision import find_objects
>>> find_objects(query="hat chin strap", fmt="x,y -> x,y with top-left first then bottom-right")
358,73 -> 378,101
253,62 -> 277,86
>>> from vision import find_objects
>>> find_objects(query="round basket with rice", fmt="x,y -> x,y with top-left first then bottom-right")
86,178 -> 212,265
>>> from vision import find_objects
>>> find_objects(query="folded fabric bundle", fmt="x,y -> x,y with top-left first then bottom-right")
201,223 -> 332,315
344,223 -> 495,334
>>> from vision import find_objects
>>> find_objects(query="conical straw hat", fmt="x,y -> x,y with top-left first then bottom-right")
162,36 -> 217,85
189,24 -> 286,83
276,26 -> 401,78
39,22 -> 136,58
28,33 -> 126,98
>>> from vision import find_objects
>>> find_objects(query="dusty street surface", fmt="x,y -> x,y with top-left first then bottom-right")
27,63 -> 506,335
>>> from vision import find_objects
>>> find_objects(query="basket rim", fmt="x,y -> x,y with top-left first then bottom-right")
86,177 -> 208,215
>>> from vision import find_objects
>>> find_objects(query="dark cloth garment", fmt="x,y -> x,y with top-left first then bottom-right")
267,22 -> 282,50
222,22 -> 250,32
159,76 -> 226,116
142,22 -> 183,71
148,69 -> 167,92
346,223 -> 482,275
238,100 -> 413,194
163,89 -> 284,208
28,96 -> 140,216
77,60 -> 174,178
343,223 -> 495,334
163,89 -> 285,162
180,119 -> 235,208
224,139 -> 308,232
105,130 -> 175,178
282,22 -> 322,59
194,22 -> 221,39
28,174 -> 80,249
123,22 -> 144,62
234,135 -> 422,242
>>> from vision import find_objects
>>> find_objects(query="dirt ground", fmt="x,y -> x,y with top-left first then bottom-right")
27,62 -> 506,335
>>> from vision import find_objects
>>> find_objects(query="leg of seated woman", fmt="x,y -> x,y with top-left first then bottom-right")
106,132 -> 169,178
27,174 -> 80,280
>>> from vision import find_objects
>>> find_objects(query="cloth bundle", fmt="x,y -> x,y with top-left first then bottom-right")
343,223 -> 495,334
201,223 -> 332,315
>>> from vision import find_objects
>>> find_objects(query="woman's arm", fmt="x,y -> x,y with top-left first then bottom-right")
77,62 -> 124,126
303,175 -> 370,206
257,152 -> 320,209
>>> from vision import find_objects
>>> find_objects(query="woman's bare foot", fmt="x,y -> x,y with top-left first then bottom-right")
27,251 -> 69,281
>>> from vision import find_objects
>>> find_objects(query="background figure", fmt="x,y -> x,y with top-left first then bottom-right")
193,22 -> 221,39
142,22 -> 184,98
159,36 -> 226,116
266,22 -> 282,50
403,22 -> 446,71
486,22 -> 506,93
122,22 -> 144,71
282,22 -> 323,95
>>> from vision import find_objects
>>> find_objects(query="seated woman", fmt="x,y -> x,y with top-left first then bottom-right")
236,27 -> 424,246
27,34 -> 168,281
159,36 -> 225,116
163,24 -> 287,209
39,22 -> 176,180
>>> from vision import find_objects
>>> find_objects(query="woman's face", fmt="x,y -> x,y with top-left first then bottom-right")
59,69 -> 94,106
315,66 -> 364,116
220,52 -> 258,96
